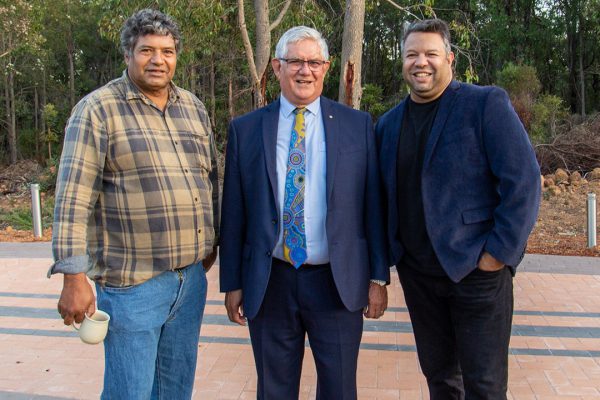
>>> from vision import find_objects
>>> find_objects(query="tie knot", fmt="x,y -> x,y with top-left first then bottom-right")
294,107 -> 306,115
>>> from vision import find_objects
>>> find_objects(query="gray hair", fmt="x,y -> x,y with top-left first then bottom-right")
401,18 -> 452,55
274,26 -> 329,60
120,9 -> 182,56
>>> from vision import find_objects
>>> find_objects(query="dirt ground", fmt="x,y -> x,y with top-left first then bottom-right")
0,161 -> 599,257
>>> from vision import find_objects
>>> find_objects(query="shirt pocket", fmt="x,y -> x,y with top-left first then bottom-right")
181,132 -> 212,172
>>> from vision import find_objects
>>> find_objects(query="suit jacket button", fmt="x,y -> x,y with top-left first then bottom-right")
271,219 -> 277,225
266,251 -> 272,257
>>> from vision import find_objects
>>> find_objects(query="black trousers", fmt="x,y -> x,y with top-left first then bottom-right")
248,258 -> 363,400
398,264 -> 513,400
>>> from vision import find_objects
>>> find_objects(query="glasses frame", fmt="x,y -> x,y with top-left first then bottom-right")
278,58 -> 329,72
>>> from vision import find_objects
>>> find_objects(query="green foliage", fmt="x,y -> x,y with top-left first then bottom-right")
530,94 -> 568,144
0,196 -> 54,231
17,128 -> 37,159
496,63 -> 542,132
361,84 -> 388,120
38,157 -> 59,193
496,63 -> 541,99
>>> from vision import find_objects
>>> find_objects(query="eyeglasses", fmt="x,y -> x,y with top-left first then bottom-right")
278,58 -> 329,71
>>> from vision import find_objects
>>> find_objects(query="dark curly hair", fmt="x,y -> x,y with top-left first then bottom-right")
120,9 -> 182,56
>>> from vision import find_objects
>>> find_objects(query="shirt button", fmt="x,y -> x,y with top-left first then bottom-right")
185,169 -> 189,173
195,197 -> 199,202
198,229 -> 202,234
175,141 -> 179,145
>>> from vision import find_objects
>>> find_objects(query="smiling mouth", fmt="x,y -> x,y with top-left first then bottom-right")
413,72 -> 432,77
296,80 -> 313,84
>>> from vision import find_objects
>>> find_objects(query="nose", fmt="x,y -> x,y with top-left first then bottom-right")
297,61 -> 311,73
415,53 -> 428,67
150,51 -> 164,64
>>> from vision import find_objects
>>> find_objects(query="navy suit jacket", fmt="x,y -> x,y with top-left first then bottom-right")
376,81 -> 541,282
220,96 -> 389,320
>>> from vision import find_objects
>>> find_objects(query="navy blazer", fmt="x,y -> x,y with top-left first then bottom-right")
220,96 -> 389,320
376,81 -> 541,282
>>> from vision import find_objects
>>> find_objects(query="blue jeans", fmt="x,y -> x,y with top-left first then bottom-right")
96,263 -> 207,400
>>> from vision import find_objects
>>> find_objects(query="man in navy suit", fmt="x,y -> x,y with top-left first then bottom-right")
220,26 -> 389,399
376,19 -> 540,399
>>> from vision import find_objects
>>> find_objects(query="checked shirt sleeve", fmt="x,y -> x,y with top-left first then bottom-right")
49,99 -> 107,276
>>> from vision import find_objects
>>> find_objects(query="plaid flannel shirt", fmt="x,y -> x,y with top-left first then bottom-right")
49,71 -> 220,287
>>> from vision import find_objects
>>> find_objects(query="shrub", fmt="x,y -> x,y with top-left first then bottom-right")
530,95 -> 568,144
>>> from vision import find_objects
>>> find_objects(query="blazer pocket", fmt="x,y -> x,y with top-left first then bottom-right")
462,206 -> 495,224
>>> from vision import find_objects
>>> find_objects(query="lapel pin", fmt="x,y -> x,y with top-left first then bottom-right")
329,115 -> 333,119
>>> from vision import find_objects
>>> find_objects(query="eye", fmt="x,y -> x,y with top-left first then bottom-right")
163,49 -> 175,56
308,60 -> 323,68
287,59 -> 303,68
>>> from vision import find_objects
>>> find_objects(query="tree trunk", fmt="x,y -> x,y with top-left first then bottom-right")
8,68 -> 17,164
4,72 -> 11,163
67,27 -> 76,110
209,54 -> 216,131
41,69 -> 47,162
338,0 -> 365,109
238,0 -> 291,109
228,72 -> 235,120
578,14 -> 585,117
34,86 -> 40,160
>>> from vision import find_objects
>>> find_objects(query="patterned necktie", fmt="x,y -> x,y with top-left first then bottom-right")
283,107 -> 308,268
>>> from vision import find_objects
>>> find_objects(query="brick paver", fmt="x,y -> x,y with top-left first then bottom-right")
1,243 -> 599,399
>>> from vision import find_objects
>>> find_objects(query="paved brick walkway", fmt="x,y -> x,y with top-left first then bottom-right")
1,243 -> 599,399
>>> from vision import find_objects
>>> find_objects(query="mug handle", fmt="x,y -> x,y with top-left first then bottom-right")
71,313 -> 89,331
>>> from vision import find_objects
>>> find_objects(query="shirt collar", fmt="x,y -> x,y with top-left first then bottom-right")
279,94 -> 321,118
122,70 -> 180,106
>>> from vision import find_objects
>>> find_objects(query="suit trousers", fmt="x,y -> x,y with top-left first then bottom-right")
397,263 -> 513,400
248,258 -> 363,400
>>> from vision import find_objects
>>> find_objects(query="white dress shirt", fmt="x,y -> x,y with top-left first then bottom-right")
273,95 -> 329,264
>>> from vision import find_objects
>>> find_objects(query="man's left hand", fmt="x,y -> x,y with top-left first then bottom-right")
364,282 -> 388,319
202,247 -> 218,272
478,251 -> 505,272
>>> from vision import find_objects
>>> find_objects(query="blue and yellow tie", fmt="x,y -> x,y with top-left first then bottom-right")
283,108 -> 307,268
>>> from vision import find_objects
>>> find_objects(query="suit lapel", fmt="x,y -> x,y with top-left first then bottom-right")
321,97 -> 339,204
422,81 -> 460,169
262,99 -> 280,207
382,101 -> 406,203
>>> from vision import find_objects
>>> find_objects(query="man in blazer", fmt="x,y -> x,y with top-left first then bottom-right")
376,19 -> 540,399
220,26 -> 389,400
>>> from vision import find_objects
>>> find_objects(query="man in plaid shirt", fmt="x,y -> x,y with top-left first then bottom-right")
48,9 -> 219,399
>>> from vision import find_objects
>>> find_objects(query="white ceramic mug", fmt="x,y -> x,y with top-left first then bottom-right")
72,310 -> 110,344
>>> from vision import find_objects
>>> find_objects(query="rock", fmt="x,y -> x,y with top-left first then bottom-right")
547,185 -> 562,196
588,168 -> 600,181
569,171 -> 582,182
554,168 -> 569,183
544,178 -> 555,188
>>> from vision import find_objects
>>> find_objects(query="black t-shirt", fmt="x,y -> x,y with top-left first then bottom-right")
396,96 -> 445,276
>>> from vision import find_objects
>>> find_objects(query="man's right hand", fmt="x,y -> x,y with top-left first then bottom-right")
58,273 -> 96,326
224,289 -> 246,326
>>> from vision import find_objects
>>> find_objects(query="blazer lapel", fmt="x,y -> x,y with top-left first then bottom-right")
422,81 -> 460,169
321,97 -> 339,204
262,99 -> 280,208
382,101 -> 406,202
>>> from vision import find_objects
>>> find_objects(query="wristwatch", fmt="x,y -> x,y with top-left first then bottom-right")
370,279 -> 386,286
